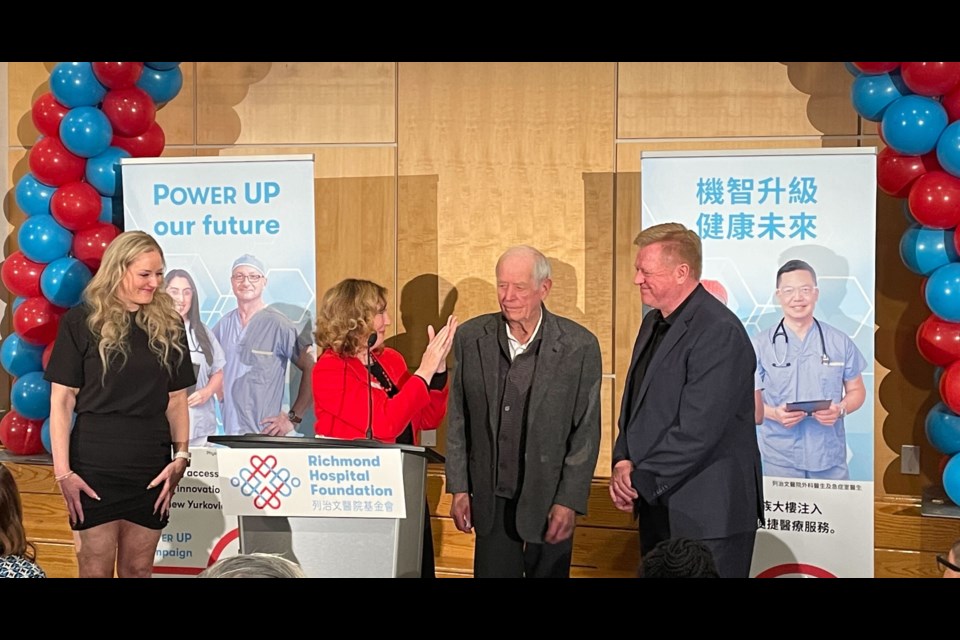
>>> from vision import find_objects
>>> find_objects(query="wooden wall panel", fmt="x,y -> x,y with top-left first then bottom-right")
618,62 -> 857,140
196,62 -> 395,145
34,541 -> 78,578
397,62 -> 615,372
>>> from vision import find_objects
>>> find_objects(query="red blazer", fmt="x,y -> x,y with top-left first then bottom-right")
312,347 -> 448,444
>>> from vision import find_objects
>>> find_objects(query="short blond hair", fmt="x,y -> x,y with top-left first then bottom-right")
634,222 -> 702,280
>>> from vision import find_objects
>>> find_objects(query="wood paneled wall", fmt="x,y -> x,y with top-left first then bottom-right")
1,62 -> 950,578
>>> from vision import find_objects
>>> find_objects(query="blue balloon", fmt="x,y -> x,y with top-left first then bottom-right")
49,62 -> 107,109
40,418 -> 51,454
14,173 -> 56,217
900,225 -> 959,276
41,257 -> 92,308
945,454 -> 960,506
18,214 -> 73,263
12,296 -> 26,312
937,120 -> 960,179
926,403 -> 960,455
137,66 -> 183,104
851,72 -> 908,122
927,262 -> 960,321
844,62 -> 863,77
100,196 -> 114,224
85,146 -> 130,197
145,62 -> 180,71
59,106 -> 112,158
882,95 -> 949,156
11,371 -> 51,420
0,333 -> 44,377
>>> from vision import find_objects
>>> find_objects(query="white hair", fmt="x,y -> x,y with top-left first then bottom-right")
197,553 -> 306,578
496,245 -> 552,286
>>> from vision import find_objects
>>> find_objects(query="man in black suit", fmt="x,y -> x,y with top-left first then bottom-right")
446,245 -> 602,578
610,222 -> 763,578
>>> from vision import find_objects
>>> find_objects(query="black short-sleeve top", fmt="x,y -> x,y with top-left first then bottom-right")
44,305 -> 196,418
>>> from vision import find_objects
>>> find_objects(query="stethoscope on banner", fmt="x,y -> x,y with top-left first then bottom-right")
770,317 -> 831,368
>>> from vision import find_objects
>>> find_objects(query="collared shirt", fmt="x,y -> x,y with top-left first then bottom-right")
753,318 -> 867,473
505,310 -> 544,361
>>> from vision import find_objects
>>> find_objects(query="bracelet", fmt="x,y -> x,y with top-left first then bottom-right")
54,471 -> 75,483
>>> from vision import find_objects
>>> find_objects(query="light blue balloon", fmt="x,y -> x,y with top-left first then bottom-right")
937,120 -> 960,179
926,403 -> 960,455
927,262 -> 960,321
14,173 -> 56,217
100,196 -> 114,224
49,62 -> 107,109
851,72 -> 908,122
145,62 -> 180,71
944,454 -> 960,506
59,106 -> 112,158
18,214 -> 73,263
12,296 -> 26,312
882,95 -> 949,156
85,146 -> 130,197
0,333 -> 44,377
41,257 -> 92,308
11,371 -> 51,420
900,225 -> 959,276
844,62 -> 862,77
41,414 -> 76,454
137,66 -> 183,104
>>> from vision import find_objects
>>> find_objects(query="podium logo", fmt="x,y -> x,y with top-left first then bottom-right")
229,454 -> 303,509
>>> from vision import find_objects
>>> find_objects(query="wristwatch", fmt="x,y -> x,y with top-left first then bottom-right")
173,451 -> 192,467
288,410 -> 302,424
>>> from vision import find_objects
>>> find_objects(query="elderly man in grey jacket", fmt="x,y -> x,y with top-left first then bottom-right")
445,245 -> 602,578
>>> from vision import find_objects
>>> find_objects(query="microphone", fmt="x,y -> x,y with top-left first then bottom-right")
365,332 -> 377,440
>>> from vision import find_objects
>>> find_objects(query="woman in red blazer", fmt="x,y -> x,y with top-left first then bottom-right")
312,278 -> 457,577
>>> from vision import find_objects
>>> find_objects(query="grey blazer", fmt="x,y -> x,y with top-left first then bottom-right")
445,306 -> 602,543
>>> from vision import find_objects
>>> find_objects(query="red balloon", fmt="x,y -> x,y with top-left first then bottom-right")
901,62 -> 960,97
907,171 -> 960,229
72,222 -> 121,272
31,92 -> 69,138
853,62 -> 900,74
0,410 -> 44,455
50,181 -> 102,231
91,62 -> 144,90
101,87 -> 156,137
941,361 -> 960,414
111,121 -> 165,158
1,250 -> 44,298
41,342 -> 55,371
917,314 -> 960,366
13,296 -> 65,346
877,147 -> 933,197
28,136 -> 86,187
944,85 -> 960,123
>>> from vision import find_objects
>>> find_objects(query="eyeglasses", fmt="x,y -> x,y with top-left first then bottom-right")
777,286 -> 817,299
937,554 -> 960,573
232,274 -> 263,283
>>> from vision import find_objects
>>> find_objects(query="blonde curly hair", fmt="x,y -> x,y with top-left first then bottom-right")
83,231 -> 185,378
315,279 -> 387,356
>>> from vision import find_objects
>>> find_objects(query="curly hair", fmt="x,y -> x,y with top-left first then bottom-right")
83,231 -> 185,380
315,279 -> 387,356
640,537 -> 719,578
0,464 -> 35,561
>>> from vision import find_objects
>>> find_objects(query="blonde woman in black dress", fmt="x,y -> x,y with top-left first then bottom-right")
45,231 -> 195,578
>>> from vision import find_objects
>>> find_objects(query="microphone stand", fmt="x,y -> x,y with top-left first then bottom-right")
365,333 -> 377,440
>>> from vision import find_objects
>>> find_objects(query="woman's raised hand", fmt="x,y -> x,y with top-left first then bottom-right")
416,315 -> 458,382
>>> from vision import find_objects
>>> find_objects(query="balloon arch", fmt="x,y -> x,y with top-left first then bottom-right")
0,62 -> 183,456
849,61 -> 960,505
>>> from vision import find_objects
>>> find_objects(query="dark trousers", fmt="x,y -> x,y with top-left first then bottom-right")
421,499 -> 435,578
474,496 -> 573,578
637,500 -> 757,578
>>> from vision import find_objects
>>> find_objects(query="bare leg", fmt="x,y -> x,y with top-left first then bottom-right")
116,520 -> 163,578
76,522 -> 121,578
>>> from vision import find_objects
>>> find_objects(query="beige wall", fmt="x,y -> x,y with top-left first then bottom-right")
1,62 -> 944,577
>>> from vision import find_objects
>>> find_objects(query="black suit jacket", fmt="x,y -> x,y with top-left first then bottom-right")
613,284 -> 763,540
445,306 -> 602,543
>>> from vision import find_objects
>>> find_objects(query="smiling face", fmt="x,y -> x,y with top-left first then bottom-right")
231,266 -> 266,303
166,276 -> 193,319
634,242 -> 685,313
496,252 -> 550,327
369,298 -> 391,351
117,250 -> 164,311
776,268 -> 819,323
